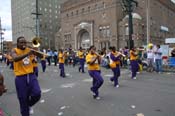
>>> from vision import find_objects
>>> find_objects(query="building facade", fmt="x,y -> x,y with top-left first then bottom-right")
11,0 -> 67,50
59,0 -> 175,50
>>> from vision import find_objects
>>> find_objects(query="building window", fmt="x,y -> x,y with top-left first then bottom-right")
88,6 -> 90,12
67,13 -> 69,17
99,26 -> 110,38
95,4 -> 97,9
64,33 -> 71,42
102,2 -> 105,8
71,12 -> 73,16
76,10 -> 79,15
82,8 -> 85,13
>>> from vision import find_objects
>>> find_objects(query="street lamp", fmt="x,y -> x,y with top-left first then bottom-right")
121,0 -> 138,49
0,17 -> 5,53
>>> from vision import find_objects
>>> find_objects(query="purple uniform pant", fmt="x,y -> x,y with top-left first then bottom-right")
59,63 -> 65,77
88,70 -> 104,97
33,67 -> 38,77
79,58 -> 85,72
110,66 -> 120,86
130,60 -> 139,78
41,60 -> 46,72
15,73 -> 41,116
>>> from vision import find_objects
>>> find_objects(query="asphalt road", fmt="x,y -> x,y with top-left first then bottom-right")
0,63 -> 175,116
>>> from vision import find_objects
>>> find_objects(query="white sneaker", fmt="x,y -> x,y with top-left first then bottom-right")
95,96 -> 101,100
116,85 -> 119,88
133,77 -> 137,80
29,107 -> 34,115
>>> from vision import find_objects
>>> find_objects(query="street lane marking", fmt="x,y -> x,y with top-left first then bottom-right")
60,83 -> 76,88
58,112 -> 63,116
41,88 -> 52,93
82,78 -> 92,82
53,70 -> 58,72
136,113 -> 144,116
131,105 -> 136,109
104,74 -> 113,77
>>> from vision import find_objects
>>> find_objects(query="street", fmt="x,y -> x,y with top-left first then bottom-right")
0,63 -> 175,116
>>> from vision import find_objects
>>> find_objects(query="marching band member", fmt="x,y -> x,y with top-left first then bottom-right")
130,47 -> 139,79
78,47 -> 85,73
41,55 -> 47,72
31,47 -> 39,77
58,49 -> 66,78
32,55 -> 39,77
11,36 -> 42,116
86,45 -> 104,100
109,46 -> 123,88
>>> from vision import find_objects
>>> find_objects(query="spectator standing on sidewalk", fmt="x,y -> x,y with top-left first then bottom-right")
154,44 -> 162,73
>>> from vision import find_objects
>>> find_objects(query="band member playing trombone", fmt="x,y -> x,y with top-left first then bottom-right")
78,47 -> 85,73
11,36 -> 42,116
58,49 -> 66,78
86,45 -> 104,100
130,47 -> 139,79
109,46 -> 123,88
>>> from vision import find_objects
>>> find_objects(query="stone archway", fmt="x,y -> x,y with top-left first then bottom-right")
77,29 -> 90,49
74,21 -> 93,50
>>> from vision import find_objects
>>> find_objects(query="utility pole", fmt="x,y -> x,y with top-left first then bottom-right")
31,0 -> 42,37
121,0 -> 138,49
0,17 -> 5,53
146,0 -> 150,45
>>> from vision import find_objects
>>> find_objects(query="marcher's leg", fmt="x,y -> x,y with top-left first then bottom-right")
93,71 -> 104,95
15,76 -> 30,116
81,61 -> 85,72
28,74 -> 41,106
88,71 -> 98,96
113,67 -> 120,87
131,60 -> 138,79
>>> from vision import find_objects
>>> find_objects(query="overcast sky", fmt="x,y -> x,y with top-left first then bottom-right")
0,0 -> 12,41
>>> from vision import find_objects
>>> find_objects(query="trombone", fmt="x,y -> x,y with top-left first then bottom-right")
118,52 -> 126,57
29,37 -> 48,57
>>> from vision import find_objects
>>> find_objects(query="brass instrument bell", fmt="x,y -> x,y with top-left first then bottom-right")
32,37 -> 41,48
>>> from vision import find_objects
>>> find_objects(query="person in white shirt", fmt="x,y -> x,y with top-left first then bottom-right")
147,44 -> 154,72
154,44 -> 162,73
